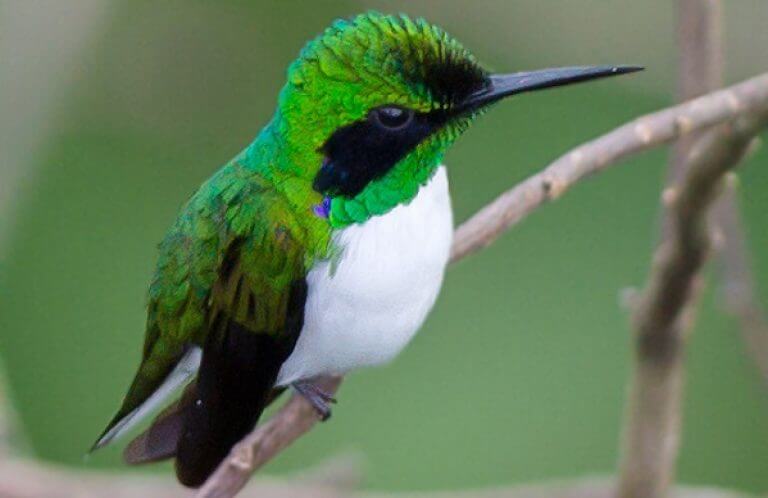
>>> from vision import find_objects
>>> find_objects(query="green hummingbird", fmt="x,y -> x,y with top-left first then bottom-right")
93,11 -> 640,487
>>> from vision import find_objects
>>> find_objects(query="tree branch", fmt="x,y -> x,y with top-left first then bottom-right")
616,112 -> 768,498
195,376 -> 343,498
695,0 -> 768,389
671,0 -> 723,186
450,72 -> 768,262
195,73 -> 768,498
616,3 -> 727,497
712,187 -> 768,386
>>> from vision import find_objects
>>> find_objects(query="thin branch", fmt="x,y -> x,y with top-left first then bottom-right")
450,72 -> 768,262
616,3 -> 726,497
196,376 -> 343,498
676,0 -> 723,96
695,0 -> 768,388
671,0 -> 724,184
712,188 -> 768,386
196,73 -> 768,498
616,112 -> 768,498
666,0 -> 724,238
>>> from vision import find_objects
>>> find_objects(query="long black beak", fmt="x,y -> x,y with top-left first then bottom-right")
459,65 -> 643,111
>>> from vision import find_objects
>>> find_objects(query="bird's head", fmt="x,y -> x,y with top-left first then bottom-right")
272,12 -> 640,227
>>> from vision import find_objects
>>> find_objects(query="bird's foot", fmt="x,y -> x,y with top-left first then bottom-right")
292,381 -> 337,421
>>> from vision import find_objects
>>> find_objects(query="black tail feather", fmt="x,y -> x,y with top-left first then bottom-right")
173,277 -> 307,488
174,320 -> 289,487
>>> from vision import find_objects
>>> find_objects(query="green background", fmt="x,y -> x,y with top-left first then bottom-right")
1,0 -> 767,492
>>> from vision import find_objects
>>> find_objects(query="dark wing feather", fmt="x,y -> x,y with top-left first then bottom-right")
122,221 -> 309,487
175,277 -> 307,487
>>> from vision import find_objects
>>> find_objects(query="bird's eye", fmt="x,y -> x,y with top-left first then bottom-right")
371,106 -> 414,130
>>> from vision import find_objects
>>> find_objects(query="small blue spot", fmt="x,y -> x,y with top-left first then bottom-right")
313,196 -> 331,219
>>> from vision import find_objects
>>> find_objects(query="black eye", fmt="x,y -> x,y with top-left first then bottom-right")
371,106 -> 414,130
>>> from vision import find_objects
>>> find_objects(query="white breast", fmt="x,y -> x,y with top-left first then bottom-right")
276,166 -> 453,386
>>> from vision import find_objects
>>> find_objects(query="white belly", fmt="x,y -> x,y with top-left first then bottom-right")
276,166 -> 453,386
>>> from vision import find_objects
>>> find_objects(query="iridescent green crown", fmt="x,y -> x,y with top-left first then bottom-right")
289,12 -> 488,113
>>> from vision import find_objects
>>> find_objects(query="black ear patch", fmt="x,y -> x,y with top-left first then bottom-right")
313,106 -> 448,198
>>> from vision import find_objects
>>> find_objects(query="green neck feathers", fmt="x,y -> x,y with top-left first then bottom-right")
245,12 -> 486,228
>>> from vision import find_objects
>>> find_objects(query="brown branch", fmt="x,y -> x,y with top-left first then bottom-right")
691,0 -> 768,388
616,3 -> 726,497
616,112 -> 768,498
196,376 -> 343,498
450,72 -> 768,262
194,73 -> 768,498
671,0 -> 724,185
712,189 -> 768,386
677,0 -> 723,96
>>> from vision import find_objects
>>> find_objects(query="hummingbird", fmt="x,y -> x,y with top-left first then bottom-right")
93,12 -> 640,487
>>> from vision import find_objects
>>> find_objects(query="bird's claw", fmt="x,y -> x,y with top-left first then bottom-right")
292,381 -> 337,421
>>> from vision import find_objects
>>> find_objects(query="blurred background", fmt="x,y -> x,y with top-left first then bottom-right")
1,0 -> 767,493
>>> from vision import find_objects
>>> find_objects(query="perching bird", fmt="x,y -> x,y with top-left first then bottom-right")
93,12 -> 640,487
